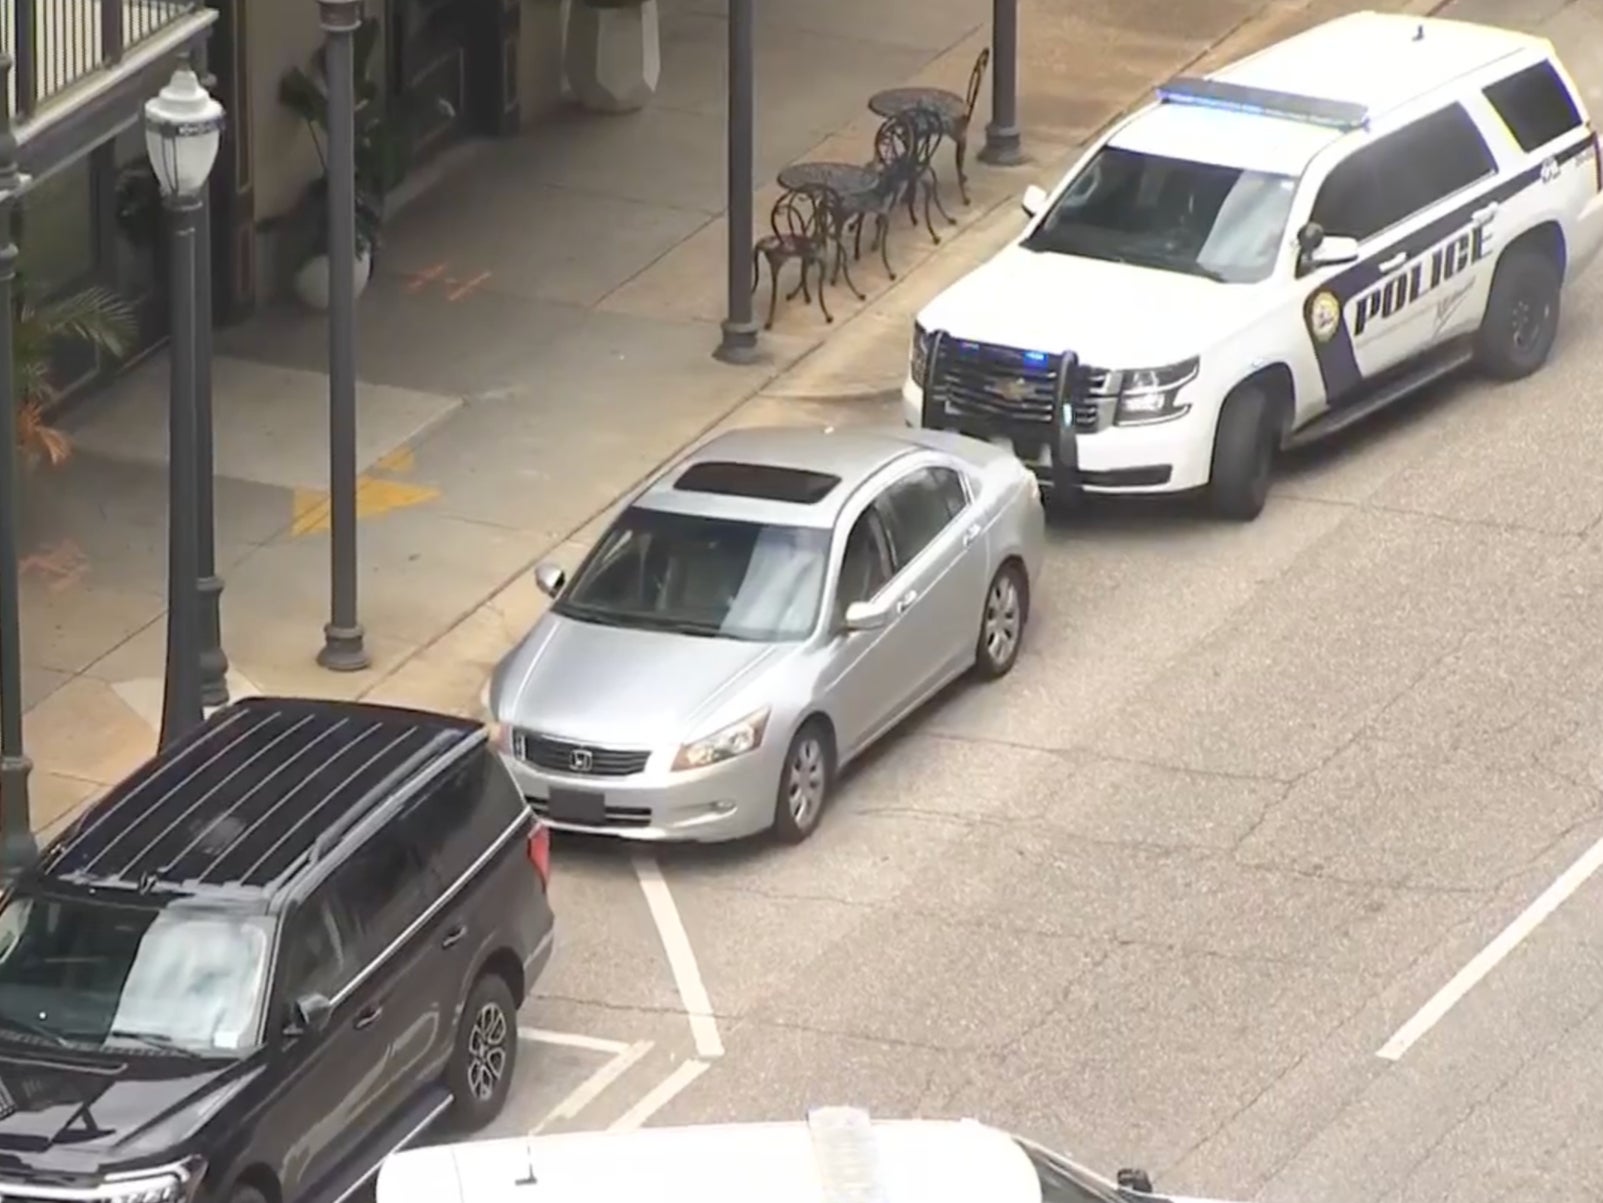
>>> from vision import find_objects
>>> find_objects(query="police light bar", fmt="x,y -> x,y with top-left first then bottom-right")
1156,76 -> 1369,131
807,1107 -> 889,1203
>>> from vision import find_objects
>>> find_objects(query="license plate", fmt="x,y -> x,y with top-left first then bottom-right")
547,788 -> 606,825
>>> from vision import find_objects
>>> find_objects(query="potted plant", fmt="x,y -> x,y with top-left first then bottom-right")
278,17 -> 404,310
566,0 -> 660,114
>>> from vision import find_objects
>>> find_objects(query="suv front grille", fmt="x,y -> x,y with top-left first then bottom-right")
514,732 -> 650,777
927,337 -> 1114,431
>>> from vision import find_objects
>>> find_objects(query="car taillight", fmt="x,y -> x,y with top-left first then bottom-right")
527,823 -> 551,887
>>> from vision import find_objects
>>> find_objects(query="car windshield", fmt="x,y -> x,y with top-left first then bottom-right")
0,893 -> 272,1056
1021,145 -> 1297,284
555,506 -> 830,642
1015,1139 -> 1132,1203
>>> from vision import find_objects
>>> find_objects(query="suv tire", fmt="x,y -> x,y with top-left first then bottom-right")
447,973 -> 518,1130
1207,383 -> 1275,522
1476,248 -> 1562,380
229,1186 -> 268,1203
771,720 -> 833,844
972,561 -> 1028,680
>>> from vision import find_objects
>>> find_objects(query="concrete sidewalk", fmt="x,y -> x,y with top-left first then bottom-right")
8,0 -> 1437,838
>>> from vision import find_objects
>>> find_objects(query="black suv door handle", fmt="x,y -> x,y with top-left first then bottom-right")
353,1006 -> 382,1031
441,923 -> 467,949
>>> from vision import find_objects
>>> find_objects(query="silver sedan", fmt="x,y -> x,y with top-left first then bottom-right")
484,424 -> 1045,844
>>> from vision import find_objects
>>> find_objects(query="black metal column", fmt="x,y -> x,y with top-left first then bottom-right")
194,188 -> 228,707
979,0 -> 1024,166
712,0 -> 759,365
0,54 -> 38,881
317,0 -> 370,671
159,192 -> 204,748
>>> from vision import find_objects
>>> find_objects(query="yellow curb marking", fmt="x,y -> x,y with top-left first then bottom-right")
289,476 -> 440,536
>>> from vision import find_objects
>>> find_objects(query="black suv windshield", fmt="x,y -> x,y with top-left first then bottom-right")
1021,145 -> 1297,284
555,506 -> 829,642
0,894 -> 272,1056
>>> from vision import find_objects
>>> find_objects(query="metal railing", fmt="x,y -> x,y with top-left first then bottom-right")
2,0 -> 201,121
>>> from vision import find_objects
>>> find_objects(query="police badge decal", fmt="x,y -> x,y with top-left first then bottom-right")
1308,290 -> 1342,343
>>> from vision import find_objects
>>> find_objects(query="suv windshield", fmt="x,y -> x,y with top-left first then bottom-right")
555,506 -> 830,642
1021,145 -> 1297,284
0,894 -> 272,1055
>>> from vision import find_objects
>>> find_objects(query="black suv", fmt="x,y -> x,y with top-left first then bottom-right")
0,696 -> 555,1203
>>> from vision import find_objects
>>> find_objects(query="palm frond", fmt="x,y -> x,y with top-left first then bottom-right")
15,401 -> 71,467
22,286 -> 137,360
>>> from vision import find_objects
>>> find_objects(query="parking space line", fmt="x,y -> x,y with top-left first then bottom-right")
609,1059 -> 710,1131
1377,831 -> 1603,1061
519,1027 -> 631,1055
633,855 -> 724,1059
531,1040 -> 655,1134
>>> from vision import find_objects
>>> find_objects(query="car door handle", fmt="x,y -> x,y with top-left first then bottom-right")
1377,252 -> 1407,273
353,1006 -> 382,1031
962,523 -> 981,547
441,923 -> 467,949
895,589 -> 918,614
1472,202 -> 1499,226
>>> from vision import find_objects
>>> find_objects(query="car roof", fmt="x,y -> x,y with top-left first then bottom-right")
377,1113 -> 1052,1203
36,696 -> 483,907
633,426 -> 927,528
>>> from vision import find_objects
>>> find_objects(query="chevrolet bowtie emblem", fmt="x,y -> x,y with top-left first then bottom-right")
995,377 -> 1032,402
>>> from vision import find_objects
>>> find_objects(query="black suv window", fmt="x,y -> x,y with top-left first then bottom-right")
1311,104 -> 1496,241
837,507 -> 894,610
1484,61 -> 1583,152
877,468 -> 962,566
279,896 -> 351,1002
403,753 -> 524,887
328,827 -> 427,967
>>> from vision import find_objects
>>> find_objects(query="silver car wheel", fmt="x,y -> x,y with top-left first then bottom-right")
465,1001 -> 509,1102
983,572 -> 1022,667
786,735 -> 827,827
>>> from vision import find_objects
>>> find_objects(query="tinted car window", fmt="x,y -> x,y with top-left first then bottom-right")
402,752 -> 521,886
1484,60 -> 1583,152
837,508 -> 893,609
329,829 -> 427,965
280,896 -> 351,1002
878,469 -> 960,566
931,466 -> 968,520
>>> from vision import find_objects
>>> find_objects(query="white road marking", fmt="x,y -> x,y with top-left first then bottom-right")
518,1027 -> 631,1055
1377,832 -> 1603,1061
530,1039 -> 654,1134
633,854 -> 724,1059
608,1059 -> 709,1131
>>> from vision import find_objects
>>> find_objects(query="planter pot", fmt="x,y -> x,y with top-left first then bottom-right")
293,249 -> 374,311
565,0 -> 660,114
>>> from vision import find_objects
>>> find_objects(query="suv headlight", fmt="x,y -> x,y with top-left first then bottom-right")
910,322 -> 932,381
103,1159 -> 205,1203
672,708 -> 770,772
1113,357 -> 1199,426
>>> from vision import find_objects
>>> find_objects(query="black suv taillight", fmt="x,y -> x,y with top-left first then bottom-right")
527,823 -> 551,888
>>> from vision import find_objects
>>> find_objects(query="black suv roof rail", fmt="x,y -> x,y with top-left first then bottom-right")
39,697 -> 485,899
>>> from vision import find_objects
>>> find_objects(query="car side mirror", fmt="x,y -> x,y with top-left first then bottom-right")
842,599 -> 892,632
1021,184 -> 1047,218
533,562 -> 566,599
284,993 -> 333,1040
1303,234 -> 1359,269
1116,1168 -> 1154,1194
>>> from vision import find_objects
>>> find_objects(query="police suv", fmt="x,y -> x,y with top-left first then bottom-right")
904,12 -> 1603,520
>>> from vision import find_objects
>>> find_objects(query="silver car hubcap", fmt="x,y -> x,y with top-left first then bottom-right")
466,1002 -> 508,1102
786,737 -> 827,827
984,574 -> 1021,666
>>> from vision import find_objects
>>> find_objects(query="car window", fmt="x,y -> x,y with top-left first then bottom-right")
328,829 -> 427,969
279,895 -> 351,1002
401,752 -> 520,887
1484,60 -> 1583,152
877,468 -> 962,567
931,466 -> 968,520
1311,104 -> 1495,242
837,507 -> 894,610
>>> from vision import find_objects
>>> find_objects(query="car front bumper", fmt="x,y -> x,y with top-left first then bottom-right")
902,377 -> 1212,493
496,743 -> 784,843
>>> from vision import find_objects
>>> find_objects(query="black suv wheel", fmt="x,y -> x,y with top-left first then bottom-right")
447,973 -> 518,1129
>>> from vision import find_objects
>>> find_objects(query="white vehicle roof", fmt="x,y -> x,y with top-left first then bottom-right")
377,1111 -> 1056,1203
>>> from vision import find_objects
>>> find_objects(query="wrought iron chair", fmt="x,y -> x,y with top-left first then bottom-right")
951,48 -> 990,205
904,104 -> 954,242
837,113 -> 919,282
752,186 -> 835,328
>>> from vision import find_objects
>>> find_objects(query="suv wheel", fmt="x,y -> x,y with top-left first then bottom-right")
229,1187 -> 268,1203
1207,383 -> 1275,522
447,973 -> 518,1130
1476,248 -> 1562,380
771,720 -> 833,845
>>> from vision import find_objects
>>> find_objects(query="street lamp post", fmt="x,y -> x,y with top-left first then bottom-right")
979,0 -> 1025,166
0,53 -> 38,882
712,0 -> 759,365
194,90 -> 228,707
316,0 -> 370,672
145,64 -> 225,748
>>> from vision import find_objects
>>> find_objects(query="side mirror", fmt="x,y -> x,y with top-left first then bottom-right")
1296,220 -> 1325,253
284,993 -> 333,1040
1021,184 -> 1047,218
1116,1168 -> 1154,1194
842,599 -> 892,632
533,562 -> 566,599
1303,234 -> 1359,269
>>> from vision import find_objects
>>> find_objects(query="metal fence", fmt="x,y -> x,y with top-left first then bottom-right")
2,0 -> 200,120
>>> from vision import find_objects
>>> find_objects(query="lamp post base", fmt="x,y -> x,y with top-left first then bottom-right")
713,320 -> 762,365
0,753 -> 38,882
318,623 -> 371,672
198,574 -> 229,707
978,122 -> 1026,167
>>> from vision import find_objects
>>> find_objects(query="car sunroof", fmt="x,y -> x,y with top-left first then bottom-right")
673,460 -> 842,504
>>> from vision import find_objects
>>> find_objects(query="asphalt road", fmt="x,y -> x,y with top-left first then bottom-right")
433,1 -> 1603,1198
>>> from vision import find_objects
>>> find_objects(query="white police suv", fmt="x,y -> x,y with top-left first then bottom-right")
904,11 -> 1603,520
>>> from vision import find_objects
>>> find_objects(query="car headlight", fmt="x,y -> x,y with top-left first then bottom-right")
672,708 -> 770,772
1113,357 -> 1199,426
910,321 -> 932,381
103,1159 -> 205,1203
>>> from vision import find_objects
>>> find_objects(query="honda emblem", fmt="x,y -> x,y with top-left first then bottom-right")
569,747 -> 594,773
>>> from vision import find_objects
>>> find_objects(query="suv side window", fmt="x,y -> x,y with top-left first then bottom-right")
876,468 -> 963,566
401,753 -> 522,888
1484,60 -> 1583,152
837,507 -> 894,611
328,827 -> 427,968
1311,104 -> 1496,241
279,896 -> 350,1002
